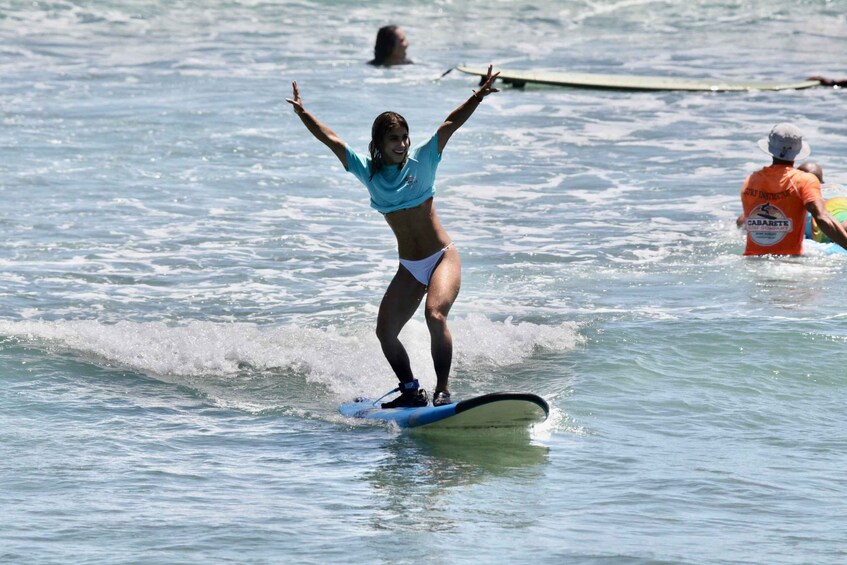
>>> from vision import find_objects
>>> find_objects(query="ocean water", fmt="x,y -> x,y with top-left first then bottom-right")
2,1 -> 847,563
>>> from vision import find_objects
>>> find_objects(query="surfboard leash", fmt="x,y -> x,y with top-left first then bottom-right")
372,387 -> 400,407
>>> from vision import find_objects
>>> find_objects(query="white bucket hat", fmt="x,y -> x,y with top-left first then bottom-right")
757,123 -> 811,161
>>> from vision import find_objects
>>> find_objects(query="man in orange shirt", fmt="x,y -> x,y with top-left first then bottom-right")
739,123 -> 847,255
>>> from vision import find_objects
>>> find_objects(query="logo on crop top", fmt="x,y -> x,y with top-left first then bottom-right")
403,175 -> 418,188
745,203 -> 793,246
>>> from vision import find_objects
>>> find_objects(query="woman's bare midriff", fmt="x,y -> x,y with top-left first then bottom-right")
383,198 -> 452,260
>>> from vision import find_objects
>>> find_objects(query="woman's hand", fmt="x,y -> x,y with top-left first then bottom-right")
437,65 -> 500,153
286,81 -> 305,114
285,80 -> 347,166
472,65 -> 501,101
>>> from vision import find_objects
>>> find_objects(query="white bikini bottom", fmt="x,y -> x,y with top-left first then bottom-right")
398,243 -> 454,286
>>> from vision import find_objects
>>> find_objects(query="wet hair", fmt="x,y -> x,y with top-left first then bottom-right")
369,25 -> 400,66
368,111 -> 409,178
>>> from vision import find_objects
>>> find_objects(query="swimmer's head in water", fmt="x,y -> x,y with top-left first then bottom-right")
371,25 -> 409,66
797,161 -> 824,183
369,111 -> 410,176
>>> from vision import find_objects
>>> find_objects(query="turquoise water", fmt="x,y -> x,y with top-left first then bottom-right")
2,1 -> 847,563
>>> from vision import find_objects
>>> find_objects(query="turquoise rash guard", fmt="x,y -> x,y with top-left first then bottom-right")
344,132 -> 442,214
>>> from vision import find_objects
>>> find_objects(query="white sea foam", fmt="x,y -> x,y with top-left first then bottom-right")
0,316 -> 582,409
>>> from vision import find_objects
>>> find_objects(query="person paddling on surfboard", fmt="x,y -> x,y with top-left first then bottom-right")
286,66 -> 500,408
739,123 -> 847,255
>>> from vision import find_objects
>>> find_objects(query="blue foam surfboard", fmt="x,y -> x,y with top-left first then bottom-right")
339,391 -> 549,430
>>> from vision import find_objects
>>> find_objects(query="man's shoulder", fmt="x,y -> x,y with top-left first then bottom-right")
790,168 -> 818,181
789,168 -> 822,191
742,167 -> 768,185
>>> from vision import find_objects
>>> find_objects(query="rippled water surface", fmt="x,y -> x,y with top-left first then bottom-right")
2,1 -> 847,563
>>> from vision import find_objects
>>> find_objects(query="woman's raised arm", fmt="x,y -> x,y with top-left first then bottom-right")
287,81 -> 347,167
436,65 -> 500,154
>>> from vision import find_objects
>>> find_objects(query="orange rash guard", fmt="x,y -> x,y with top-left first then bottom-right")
740,164 -> 822,255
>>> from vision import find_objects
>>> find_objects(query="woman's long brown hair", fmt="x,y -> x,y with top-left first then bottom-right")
369,25 -> 399,66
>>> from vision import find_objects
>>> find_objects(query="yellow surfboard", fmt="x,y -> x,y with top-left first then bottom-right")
810,197 -> 847,243
457,66 -> 821,92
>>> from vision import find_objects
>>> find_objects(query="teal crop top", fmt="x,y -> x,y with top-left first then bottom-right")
344,132 -> 442,214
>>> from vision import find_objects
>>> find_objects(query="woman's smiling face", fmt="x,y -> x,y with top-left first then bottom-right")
380,125 -> 410,165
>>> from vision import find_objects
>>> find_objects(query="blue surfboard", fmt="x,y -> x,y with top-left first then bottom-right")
339,392 -> 549,430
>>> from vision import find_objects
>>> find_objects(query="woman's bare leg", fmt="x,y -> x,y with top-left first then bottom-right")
423,247 -> 461,394
376,266 -> 427,382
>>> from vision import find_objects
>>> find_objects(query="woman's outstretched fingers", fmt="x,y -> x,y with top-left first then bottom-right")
286,80 -> 304,113
480,65 -> 500,96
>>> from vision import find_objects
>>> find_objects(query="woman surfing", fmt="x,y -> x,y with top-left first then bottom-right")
287,66 -> 500,408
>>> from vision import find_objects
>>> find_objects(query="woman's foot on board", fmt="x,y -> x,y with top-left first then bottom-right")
433,390 -> 452,406
381,379 -> 429,408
